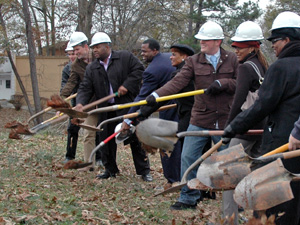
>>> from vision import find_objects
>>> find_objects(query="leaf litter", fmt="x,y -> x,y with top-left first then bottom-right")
0,108 -> 275,224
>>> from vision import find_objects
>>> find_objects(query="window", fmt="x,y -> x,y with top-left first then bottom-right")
6,80 -> 11,89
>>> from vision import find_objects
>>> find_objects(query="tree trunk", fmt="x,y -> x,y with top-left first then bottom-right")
188,0 -> 195,37
21,0 -> 43,124
77,0 -> 97,41
0,4 -> 34,116
50,0 -> 55,56
29,0 -> 43,55
42,0 -> 50,56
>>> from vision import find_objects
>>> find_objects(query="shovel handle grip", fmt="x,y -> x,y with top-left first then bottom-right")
262,143 -> 289,157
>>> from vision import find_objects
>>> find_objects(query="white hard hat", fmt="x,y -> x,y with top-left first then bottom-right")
69,31 -> 88,47
90,32 -> 111,47
270,11 -> 300,31
114,123 -> 135,144
231,21 -> 264,41
65,41 -> 73,52
194,21 -> 224,40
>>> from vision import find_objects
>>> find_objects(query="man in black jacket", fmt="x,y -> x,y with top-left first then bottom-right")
75,32 -> 151,181
223,11 -> 300,224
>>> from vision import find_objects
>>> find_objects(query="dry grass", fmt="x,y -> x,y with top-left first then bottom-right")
0,108 -> 255,224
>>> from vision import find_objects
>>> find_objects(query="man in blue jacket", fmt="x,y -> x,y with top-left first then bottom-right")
122,38 -> 182,184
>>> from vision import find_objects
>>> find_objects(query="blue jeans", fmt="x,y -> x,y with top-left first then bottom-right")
178,124 -> 228,205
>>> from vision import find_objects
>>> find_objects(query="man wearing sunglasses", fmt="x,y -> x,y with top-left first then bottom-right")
223,11 -> 300,224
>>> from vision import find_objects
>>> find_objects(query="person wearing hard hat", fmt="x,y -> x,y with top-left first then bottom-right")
222,21 -> 269,224
60,41 -> 80,163
75,32 -> 151,181
141,21 -> 238,210
223,12 -> 300,224
60,31 -> 101,167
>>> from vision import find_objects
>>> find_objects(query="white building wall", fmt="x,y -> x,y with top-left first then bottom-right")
0,56 -> 15,100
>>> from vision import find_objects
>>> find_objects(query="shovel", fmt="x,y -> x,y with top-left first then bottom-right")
15,93 -> 118,137
136,118 -> 263,152
65,130 -> 122,169
153,140 -> 224,196
97,103 -> 177,131
196,143 -> 292,190
27,93 -> 77,124
234,157 -> 300,210
57,89 -> 206,118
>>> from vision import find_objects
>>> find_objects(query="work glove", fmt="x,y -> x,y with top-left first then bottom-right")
222,125 -> 235,145
139,105 -> 156,119
145,94 -> 157,106
206,80 -> 222,95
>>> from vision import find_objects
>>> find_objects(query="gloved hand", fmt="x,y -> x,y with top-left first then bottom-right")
145,94 -> 157,106
206,80 -> 222,95
139,105 -> 156,119
222,125 -> 236,145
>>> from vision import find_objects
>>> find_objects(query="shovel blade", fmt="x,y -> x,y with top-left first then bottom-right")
56,108 -> 88,118
197,144 -> 247,190
136,118 -> 178,152
154,182 -> 186,196
234,158 -> 294,210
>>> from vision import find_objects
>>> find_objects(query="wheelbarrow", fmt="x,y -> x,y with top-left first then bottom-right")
234,156 -> 300,210
196,143 -> 292,190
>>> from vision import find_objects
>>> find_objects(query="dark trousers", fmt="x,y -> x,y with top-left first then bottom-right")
65,121 -> 80,160
100,111 -> 150,175
161,139 -> 182,183
65,120 -> 101,160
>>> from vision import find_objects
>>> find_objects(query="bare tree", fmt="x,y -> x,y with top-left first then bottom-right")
21,0 -> 42,123
77,0 -> 97,41
0,3 -> 34,115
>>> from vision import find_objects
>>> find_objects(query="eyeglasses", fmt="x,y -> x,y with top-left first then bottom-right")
271,38 -> 283,44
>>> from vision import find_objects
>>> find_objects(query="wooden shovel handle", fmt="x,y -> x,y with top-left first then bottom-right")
282,149 -> 300,159
27,93 -> 77,124
262,143 -> 289,157
181,140 -> 222,183
123,104 -> 177,119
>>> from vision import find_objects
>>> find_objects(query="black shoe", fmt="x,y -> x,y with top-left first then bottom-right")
170,201 -> 197,210
96,171 -> 116,179
141,173 -> 153,182
201,190 -> 216,200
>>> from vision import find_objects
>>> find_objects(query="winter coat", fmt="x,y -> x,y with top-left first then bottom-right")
155,47 -> 238,129
76,50 -> 144,117
60,49 -> 93,98
127,52 -> 175,115
171,61 -> 195,132
60,62 -> 77,106
226,54 -> 266,140
230,41 -> 300,157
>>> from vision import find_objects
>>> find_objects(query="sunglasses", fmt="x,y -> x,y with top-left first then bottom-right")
271,38 -> 283,44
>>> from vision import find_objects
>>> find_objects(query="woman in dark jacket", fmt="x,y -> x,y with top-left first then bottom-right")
169,44 -> 195,134
222,21 -> 269,224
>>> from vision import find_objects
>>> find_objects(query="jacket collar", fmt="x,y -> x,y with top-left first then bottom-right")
198,47 -> 229,64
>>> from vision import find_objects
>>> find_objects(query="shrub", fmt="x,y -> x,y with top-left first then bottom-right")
8,94 -> 24,111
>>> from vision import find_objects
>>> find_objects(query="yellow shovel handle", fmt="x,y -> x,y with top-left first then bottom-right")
117,89 -> 206,110
41,113 -> 64,124
262,143 -> 289,157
